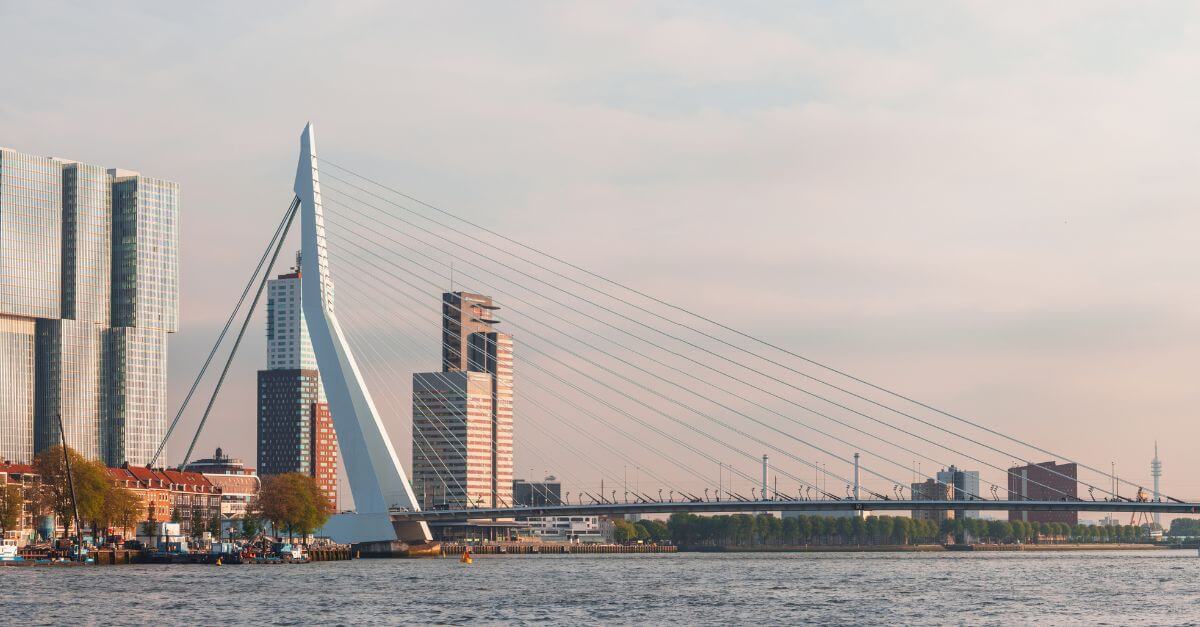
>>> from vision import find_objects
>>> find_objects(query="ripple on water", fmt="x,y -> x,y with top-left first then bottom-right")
2,550 -> 1198,626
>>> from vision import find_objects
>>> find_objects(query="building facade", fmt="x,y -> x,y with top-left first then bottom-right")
1007,461 -> 1078,525
936,465 -> 981,519
413,292 -> 514,511
910,478 -> 954,523
513,477 -> 562,507
0,147 -> 178,467
183,448 -> 261,531
256,259 -> 338,510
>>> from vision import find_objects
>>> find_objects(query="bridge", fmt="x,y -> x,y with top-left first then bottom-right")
163,123 -> 1199,545
393,500 -> 1200,524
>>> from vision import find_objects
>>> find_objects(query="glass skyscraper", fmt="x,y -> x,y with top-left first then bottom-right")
0,146 -> 178,466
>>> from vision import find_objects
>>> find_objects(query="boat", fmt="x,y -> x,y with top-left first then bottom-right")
272,542 -> 309,563
0,540 -> 24,563
460,549 -> 473,564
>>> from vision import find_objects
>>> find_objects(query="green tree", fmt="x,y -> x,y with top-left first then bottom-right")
241,513 -> 263,539
0,484 -> 23,535
32,445 -> 109,539
255,473 -> 334,543
191,508 -> 206,538
100,485 -> 144,540
612,519 -> 637,543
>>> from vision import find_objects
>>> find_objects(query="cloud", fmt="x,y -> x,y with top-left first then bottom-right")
1,1 -> 1197,510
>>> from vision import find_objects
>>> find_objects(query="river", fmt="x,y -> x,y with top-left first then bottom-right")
3,550 -> 1196,625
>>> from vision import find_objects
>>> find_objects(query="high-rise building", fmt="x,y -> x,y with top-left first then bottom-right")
412,292 -> 513,510
0,147 -> 178,467
910,478 -> 954,522
1008,461 -> 1078,525
256,257 -> 338,510
936,465 -> 981,519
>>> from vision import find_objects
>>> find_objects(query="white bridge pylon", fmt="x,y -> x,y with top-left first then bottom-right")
295,122 -> 432,544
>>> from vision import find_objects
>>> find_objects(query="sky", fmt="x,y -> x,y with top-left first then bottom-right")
2,2 -> 1199,510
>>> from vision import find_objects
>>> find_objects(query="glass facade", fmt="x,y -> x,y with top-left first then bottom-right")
0,149 -> 62,319
0,147 -> 177,466
107,327 -> 169,466
35,319 -> 107,460
0,314 -> 35,462
61,163 -> 112,323
112,175 -> 179,332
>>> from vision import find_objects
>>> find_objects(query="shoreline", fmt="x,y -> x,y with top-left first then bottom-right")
680,543 -> 1168,553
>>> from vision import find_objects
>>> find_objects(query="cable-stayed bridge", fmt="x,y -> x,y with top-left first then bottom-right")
164,124 -> 1200,545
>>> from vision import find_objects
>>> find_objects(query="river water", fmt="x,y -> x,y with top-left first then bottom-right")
3,550 -> 1197,625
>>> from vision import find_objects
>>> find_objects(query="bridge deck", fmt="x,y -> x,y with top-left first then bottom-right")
390,499 -> 1200,522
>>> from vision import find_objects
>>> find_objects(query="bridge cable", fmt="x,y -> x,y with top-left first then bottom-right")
322,209 -> 1019,502
333,269 -> 713,500
326,241 -> 842,499
178,197 -> 299,468
323,195 -> 1018,503
150,198 -> 296,468
318,179 -> 1120,501
340,307 -> 625,508
319,162 -> 1161,498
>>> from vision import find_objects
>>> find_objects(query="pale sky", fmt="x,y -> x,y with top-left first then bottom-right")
2,2 -> 1198,509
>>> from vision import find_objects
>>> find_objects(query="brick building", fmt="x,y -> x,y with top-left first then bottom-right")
1007,461 -> 1078,525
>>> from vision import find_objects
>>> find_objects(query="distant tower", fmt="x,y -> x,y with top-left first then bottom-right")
1151,441 -> 1163,527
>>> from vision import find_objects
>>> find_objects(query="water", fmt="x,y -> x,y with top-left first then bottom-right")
3,550 -> 1198,625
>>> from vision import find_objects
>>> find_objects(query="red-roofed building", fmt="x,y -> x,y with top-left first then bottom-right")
1,461 -> 39,545
100,465 -> 221,538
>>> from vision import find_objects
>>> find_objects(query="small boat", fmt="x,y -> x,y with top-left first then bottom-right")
460,549 -> 472,564
0,540 -> 24,563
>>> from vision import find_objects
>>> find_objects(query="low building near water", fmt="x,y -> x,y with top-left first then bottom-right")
183,448 -> 260,536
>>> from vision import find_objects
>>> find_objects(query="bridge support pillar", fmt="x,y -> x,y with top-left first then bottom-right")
294,122 -> 431,545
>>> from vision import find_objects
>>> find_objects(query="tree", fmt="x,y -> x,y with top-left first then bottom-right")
241,513 -> 263,539
190,508 -> 207,538
98,485 -> 144,541
32,445 -> 109,539
255,473 -> 334,543
0,484 -> 23,535
612,519 -> 637,543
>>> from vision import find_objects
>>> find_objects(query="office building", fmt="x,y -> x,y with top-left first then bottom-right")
910,478 -> 954,522
1008,461 -> 1078,525
0,147 -> 178,467
936,465 -> 982,519
256,257 -> 338,509
413,292 -> 513,510
513,477 -> 562,506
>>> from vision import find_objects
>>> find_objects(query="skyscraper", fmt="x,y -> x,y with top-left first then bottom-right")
0,147 -> 178,466
412,292 -> 513,509
256,255 -> 339,509
936,465 -> 981,519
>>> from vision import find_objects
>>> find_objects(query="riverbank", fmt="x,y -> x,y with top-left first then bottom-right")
440,543 -> 676,556
681,543 -> 1166,553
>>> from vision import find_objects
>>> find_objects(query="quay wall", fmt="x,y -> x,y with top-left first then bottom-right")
441,543 -> 677,556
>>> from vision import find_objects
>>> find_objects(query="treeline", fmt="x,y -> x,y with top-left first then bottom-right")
667,513 -> 942,547
1167,518 -> 1200,537
665,513 -> 1154,548
942,518 -> 1150,544
612,518 -> 668,543
0,445 -> 146,541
